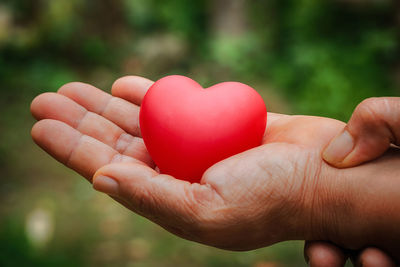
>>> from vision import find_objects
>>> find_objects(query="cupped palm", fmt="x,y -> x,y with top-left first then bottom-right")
31,76 -> 346,250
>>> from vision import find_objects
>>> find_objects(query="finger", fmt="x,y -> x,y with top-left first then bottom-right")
264,114 -> 345,147
353,247 -> 396,267
304,241 -> 347,267
323,97 -> 400,168
57,82 -> 142,137
31,119 -> 142,180
31,93 -> 153,166
265,112 -> 287,128
111,76 -> 154,106
93,162 -> 222,240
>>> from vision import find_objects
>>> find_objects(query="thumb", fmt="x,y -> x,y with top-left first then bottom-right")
92,162 -> 214,238
323,97 -> 400,168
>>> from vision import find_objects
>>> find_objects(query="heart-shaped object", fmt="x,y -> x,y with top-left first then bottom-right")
140,75 -> 267,183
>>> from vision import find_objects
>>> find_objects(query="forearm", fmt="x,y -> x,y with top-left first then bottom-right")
352,148 -> 400,254
325,147 -> 400,258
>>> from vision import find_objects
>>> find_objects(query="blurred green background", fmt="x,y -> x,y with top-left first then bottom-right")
0,0 -> 398,266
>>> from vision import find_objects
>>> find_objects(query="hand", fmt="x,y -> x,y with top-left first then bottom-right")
31,76 -> 343,249
30,77 -> 400,255
305,97 -> 400,267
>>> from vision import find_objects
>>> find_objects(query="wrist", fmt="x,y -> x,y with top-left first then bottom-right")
282,150 -> 349,243
345,148 -> 400,251
297,155 -> 357,245
312,148 -> 400,252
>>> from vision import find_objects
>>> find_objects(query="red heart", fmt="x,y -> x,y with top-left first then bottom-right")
140,75 -> 267,183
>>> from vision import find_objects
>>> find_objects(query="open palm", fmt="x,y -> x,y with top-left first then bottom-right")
31,76 -> 347,250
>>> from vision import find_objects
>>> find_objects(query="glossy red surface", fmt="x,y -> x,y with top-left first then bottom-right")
140,75 -> 267,183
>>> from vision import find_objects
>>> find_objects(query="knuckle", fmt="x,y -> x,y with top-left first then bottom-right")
359,97 -> 381,107
309,251 -> 341,267
356,97 -> 392,115
351,97 -> 400,141
356,97 -> 381,116
353,97 -> 389,127
359,247 -> 394,267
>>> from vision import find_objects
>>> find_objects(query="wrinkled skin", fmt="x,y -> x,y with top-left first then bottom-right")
30,76 -> 400,260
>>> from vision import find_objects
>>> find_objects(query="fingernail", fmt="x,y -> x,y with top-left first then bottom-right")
93,176 -> 119,196
323,130 -> 354,164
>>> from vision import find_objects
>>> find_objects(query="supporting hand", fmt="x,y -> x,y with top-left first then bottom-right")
305,97 -> 400,267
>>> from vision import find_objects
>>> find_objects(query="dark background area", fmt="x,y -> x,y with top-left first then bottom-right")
0,0 -> 399,266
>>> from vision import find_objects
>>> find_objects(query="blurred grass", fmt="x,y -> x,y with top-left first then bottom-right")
0,0 -> 398,266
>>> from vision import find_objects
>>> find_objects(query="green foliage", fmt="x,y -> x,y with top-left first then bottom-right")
0,219 -> 83,267
250,0 -> 397,119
